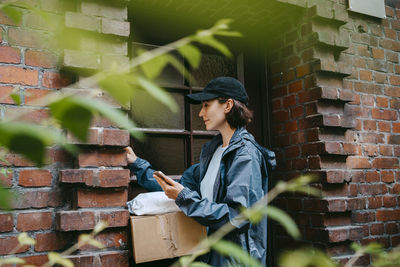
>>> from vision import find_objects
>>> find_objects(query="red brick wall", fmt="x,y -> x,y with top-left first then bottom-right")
0,1 -> 131,265
269,0 -> 400,265
1,0 -> 399,266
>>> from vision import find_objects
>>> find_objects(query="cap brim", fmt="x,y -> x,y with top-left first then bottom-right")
185,92 -> 219,104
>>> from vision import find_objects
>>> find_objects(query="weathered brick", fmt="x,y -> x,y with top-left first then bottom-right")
385,86 -> 400,97
103,129 -> 130,146
57,210 -> 96,231
24,11 -> 62,31
16,212 -> 52,231
0,236 -> 29,255
372,158 -> 399,169
100,251 -> 129,266
18,169 -> 52,187
0,168 -> 12,187
0,86 -> 17,104
12,190 -> 62,209
63,49 -> 100,69
35,232 -> 69,252
79,230 -> 127,251
0,66 -> 38,85
17,255 -> 48,267
60,169 -> 129,187
65,12 -> 100,32
78,149 -> 127,167
42,71 -> 72,88
0,213 -> 13,232
0,46 -> 20,63
81,2 -> 127,20
372,48 -> 384,59
0,10 -> 20,26
8,28 -> 46,49
24,88 -> 51,106
40,0 -> 76,13
101,18 -> 130,37
4,107 -> 49,123
76,188 -> 127,208
67,128 -> 129,146
352,211 -> 375,223
99,209 -> 129,228
25,50 -> 58,68
347,157 -> 371,169
66,254 -> 94,266
359,70 -> 372,81
376,210 -> 400,221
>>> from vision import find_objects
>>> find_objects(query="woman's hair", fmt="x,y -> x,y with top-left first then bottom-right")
217,97 -> 253,129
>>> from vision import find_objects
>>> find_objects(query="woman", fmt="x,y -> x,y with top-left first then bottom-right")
125,77 -> 276,266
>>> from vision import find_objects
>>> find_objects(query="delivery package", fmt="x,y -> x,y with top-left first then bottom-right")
130,211 -> 207,263
128,192 -> 207,263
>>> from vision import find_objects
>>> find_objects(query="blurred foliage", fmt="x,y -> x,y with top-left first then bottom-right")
0,220 -> 109,267
0,2 -> 397,267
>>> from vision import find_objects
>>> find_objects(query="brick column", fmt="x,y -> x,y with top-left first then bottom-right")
56,0 -> 131,265
0,0 -> 132,265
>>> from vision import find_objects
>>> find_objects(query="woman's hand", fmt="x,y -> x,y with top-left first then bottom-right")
153,171 -> 184,200
124,146 -> 137,164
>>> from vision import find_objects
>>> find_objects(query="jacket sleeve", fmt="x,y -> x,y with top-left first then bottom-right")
127,157 -> 163,192
128,157 -> 201,192
175,149 -> 262,231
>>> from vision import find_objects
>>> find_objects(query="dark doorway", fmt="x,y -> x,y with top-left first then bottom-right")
128,3 -> 274,266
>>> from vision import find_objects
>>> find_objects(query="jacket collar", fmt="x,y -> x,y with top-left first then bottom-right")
201,127 -> 249,160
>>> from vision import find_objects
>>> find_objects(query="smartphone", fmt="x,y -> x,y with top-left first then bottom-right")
153,171 -> 174,185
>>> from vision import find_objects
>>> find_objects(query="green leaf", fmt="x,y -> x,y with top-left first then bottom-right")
97,72 -> 136,108
10,93 -> 21,105
93,220 -> 108,235
0,257 -> 25,265
211,240 -> 262,267
178,44 -> 201,69
48,252 -> 74,267
78,234 -> 104,249
0,183 -> 14,210
0,122 -> 75,166
214,30 -> 243,37
49,97 -> 93,142
289,186 -> 321,197
351,242 -> 383,255
140,51 -> 169,79
166,54 -> 191,82
194,35 -> 232,58
214,18 -> 234,28
17,233 -> 36,245
279,248 -> 338,267
50,96 -> 144,141
1,5 -> 22,24
137,77 -> 178,113
189,262 -> 213,267
266,206 -> 300,239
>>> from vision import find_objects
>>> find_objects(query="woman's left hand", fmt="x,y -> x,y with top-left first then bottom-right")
153,172 -> 184,200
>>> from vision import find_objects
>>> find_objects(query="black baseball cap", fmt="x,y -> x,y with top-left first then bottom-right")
186,76 -> 249,106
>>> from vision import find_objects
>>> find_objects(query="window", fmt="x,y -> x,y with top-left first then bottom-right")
130,42 -> 240,176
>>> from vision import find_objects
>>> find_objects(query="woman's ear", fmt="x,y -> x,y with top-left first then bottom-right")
224,99 -> 234,113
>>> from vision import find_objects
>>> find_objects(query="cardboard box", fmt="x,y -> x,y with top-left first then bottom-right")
130,211 -> 208,263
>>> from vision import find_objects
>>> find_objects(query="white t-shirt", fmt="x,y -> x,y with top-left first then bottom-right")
200,144 -> 228,201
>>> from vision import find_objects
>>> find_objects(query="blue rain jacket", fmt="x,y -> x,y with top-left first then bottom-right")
128,127 -> 276,266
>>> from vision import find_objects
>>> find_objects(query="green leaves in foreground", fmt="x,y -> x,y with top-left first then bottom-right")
279,248 -> 338,267
49,95 -> 144,143
48,252 -> 74,267
0,257 -> 25,266
0,122 -> 75,166
266,206 -> 300,239
211,239 -> 262,267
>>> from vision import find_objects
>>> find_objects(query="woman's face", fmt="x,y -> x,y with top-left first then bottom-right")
198,99 -> 227,131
